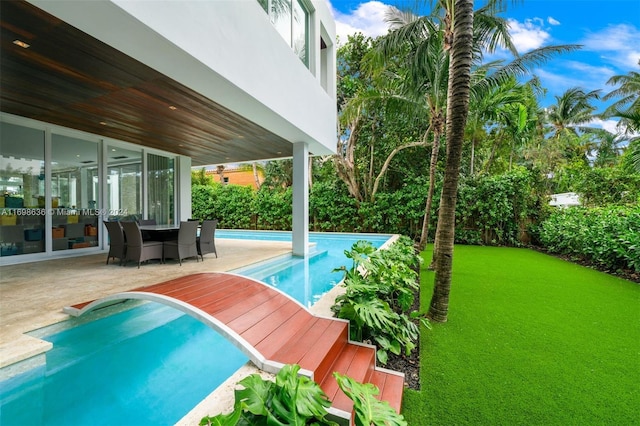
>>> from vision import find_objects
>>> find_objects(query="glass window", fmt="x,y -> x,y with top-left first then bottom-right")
147,153 -> 174,225
51,133 -> 99,251
258,0 -> 309,67
272,0 -> 292,49
107,145 -> 142,220
0,122 -> 45,256
292,0 -> 308,66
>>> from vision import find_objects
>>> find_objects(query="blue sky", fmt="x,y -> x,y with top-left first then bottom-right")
325,0 -> 640,133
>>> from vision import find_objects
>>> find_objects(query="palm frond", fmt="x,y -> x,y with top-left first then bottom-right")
473,5 -> 518,57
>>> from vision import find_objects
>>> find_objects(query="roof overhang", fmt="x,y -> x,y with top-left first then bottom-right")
1,1 -> 336,166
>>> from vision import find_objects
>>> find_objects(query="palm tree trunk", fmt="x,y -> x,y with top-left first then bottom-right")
418,128 -> 441,251
428,0 -> 474,323
252,162 -> 261,189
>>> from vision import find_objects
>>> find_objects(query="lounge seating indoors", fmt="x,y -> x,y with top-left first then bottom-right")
121,221 -> 163,268
104,221 -> 126,265
197,219 -> 218,260
163,221 -> 199,266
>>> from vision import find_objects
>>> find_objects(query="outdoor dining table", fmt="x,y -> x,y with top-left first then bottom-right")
138,224 -> 181,241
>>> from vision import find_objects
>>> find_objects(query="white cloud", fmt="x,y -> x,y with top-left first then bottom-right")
326,0 -> 391,44
547,17 -> 560,26
507,18 -> 551,53
581,24 -> 640,70
590,118 -> 621,134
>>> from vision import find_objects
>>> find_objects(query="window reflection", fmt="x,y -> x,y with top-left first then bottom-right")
107,145 -> 142,220
51,134 -> 99,251
0,122 -> 45,256
147,153 -> 174,225
292,0 -> 308,66
260,0 -> 309,67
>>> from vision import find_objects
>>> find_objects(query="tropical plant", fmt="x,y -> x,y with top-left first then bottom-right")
335,33 -> 430,205
262,159 -> 293,189
332,237 -> 428,364
602,64 -> 640,131
371,8 -> 450,251
199,364 -> 336,426
334,372 -> 407,426
602,64 -> 640,172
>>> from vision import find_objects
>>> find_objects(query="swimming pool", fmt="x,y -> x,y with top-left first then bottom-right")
0,231 -> 391,426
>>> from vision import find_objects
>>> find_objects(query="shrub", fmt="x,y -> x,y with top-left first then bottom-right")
199,364 -> 407,426
455,168 -> 546,246
539,205 -> 640,272
199,364 -> 334,425
331,236 -> 429,364
255,187 -> 292,230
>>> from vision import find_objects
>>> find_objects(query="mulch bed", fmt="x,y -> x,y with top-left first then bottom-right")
386,341 -> 421,390
385,265 -> 422,391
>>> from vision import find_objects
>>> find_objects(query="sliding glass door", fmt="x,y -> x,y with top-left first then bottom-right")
147,153 -> 174,225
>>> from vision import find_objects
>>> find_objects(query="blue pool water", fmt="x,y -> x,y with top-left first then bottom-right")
0,231 -> 391,426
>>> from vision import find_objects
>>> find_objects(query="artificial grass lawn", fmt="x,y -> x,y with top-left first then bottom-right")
402,245 -> 639,425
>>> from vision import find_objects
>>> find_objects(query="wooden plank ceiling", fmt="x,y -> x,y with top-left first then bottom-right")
0,1 -> 293,166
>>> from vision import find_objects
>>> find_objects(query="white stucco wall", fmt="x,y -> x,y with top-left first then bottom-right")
29,0 -> 337,157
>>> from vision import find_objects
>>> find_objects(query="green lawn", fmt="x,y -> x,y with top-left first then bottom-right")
402,245 -> 640,425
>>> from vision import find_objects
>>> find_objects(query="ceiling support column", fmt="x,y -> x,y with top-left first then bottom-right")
292,142 -> 309,257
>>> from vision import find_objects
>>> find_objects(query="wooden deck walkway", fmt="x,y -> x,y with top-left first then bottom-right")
64,272 -> 404,422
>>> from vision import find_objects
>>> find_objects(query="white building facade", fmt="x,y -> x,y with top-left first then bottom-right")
0,0 -> 337,264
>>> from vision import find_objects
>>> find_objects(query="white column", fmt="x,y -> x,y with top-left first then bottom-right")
292,142 -> 309,256
177,155 -> 192,223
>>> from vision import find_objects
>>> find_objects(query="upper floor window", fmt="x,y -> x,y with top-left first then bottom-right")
258,0 -> 309,67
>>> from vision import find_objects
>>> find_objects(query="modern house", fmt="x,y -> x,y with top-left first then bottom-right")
0,0 -> 337,265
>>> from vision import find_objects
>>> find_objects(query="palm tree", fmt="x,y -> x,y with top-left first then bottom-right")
468,73 -> 540,173
602,65 -> 640,130
592,129 -> 623,167
372,9 -> 450,251
547,87 -> 601,138
427,0 -> 575,321
428,0 -> 474,323
602,65 -> 640,172
375,2 -> 576,251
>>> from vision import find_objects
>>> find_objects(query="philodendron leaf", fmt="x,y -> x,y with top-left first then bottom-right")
199,406 -> 242,426
334,372 -> 407,426
235,374 -> 273,416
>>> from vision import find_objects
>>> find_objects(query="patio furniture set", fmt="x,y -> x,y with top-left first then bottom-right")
104,219 -> 218,268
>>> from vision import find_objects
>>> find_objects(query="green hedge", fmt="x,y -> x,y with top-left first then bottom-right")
455,168 -> 546,246
192,170 -> 545,244
538,205 -> 640,272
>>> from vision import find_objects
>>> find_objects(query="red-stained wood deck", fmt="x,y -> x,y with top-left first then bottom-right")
63,272 -> 404,422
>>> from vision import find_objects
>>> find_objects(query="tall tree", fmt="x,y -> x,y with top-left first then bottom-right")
545,87 -> 601,165
547,87 -> 601,138
336,33 -> 431,204
428,0 -> 474,322
602,64 -> 640,131
373,9 -> 450,250
602,64 -> 640,172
